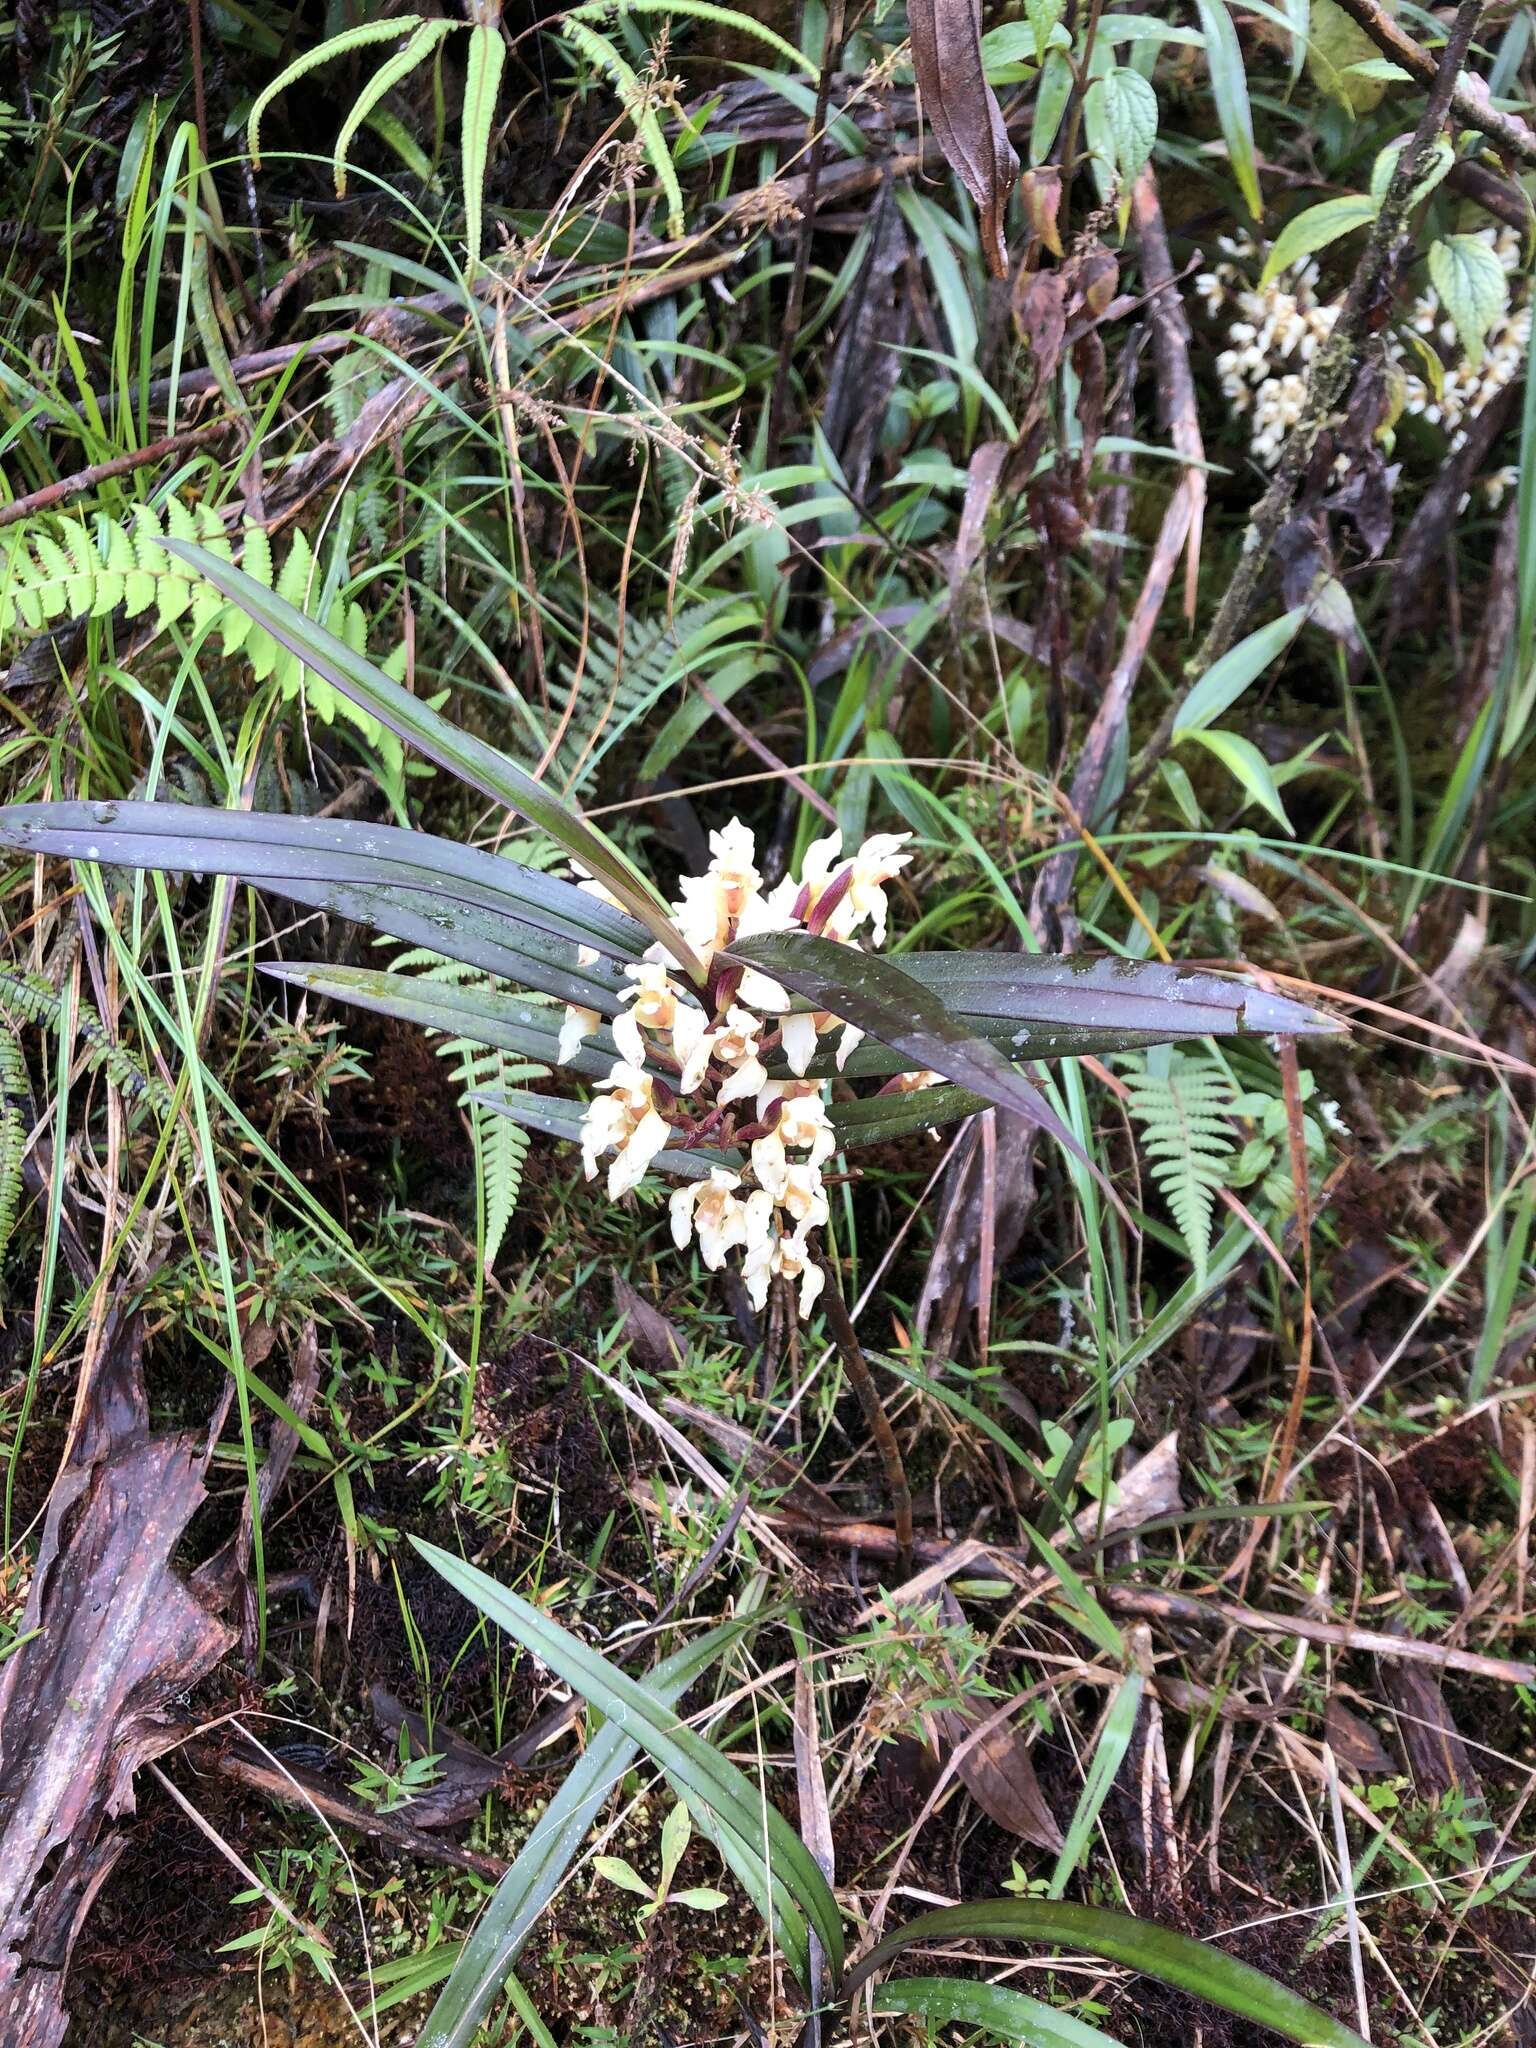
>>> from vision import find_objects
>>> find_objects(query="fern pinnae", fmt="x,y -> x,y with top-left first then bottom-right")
0,1026 -> 28,1270
1123,1055 -> 1236,1286
334,18 -> 458,197
247,16 -> 430,169
462,21 -> 507,267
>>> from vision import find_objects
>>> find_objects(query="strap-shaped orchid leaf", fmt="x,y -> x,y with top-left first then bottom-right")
0,802 -> 637,1014
260,964 -> 620,1078
723,932 -> 1125,1210
412,1538 -> 845,1992
155,540 -> 704,980
420,1620 -> 742,2048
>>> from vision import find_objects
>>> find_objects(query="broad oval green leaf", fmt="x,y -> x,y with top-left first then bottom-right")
1083,67 -> 1157,201
411,1538 -> 844,1992
845,1900 -> 1373,2048
1259,196 -> 1378,288
1178,729 -> 1295,833
1428,233 -> 1509,369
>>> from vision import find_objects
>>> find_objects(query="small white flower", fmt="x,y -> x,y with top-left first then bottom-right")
670,1169 -> 749,1269
582,1060 -> 671,1199
840,832 -> 912,946
773,1227 -> 826,1318
732,886 -> 796,1013
712,1005 -> 766,1106
671,1006 -> 717,1093
558,1004 -> 601,1068
756,1152 -> 829,1232
780,1009 -> 821,1077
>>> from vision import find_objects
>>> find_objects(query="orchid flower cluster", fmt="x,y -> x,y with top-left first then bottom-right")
1196,227 -> 1529,490
557,822 -> 914,1318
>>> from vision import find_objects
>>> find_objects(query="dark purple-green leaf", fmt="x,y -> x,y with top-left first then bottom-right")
723,932 -> 1122,1208
0,801 -> 639,1014
156,540 -> 704,980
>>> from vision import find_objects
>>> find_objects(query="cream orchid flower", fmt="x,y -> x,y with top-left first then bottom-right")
558,1004 -> 601,1068
732,885 -> 795,1014
751,1082 -> 836,1188
841,832 -> 912,947
669,1169 -> 749,1269
740,1190 -> 779,1309
669,818 -> 763,963
711,1005 -> 766,1106
671,1006 -> 716,1093
755,1152 -> 829,1232
581,1061 -> 671,1199
779,1009 -> 820,1077
772,1226 -> 826,1318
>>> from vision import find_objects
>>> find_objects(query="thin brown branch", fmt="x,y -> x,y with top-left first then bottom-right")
814,1254 -> 913,1575
1323,0 -> 1536,167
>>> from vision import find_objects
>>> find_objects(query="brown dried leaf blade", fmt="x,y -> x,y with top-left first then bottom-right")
909,0 -> 1019,276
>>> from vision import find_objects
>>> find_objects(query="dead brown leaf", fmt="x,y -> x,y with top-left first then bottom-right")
908,0 -> 1019,277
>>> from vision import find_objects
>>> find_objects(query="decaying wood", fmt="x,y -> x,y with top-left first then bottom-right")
0,1308 -> 235,2048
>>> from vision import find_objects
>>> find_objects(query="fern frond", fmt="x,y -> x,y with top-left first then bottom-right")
0,507 -> 403,783
1123,1056 -> 1236,1285
0,1025 -> 27,1270
548,591 -> 740,792
0,967 -> 172,1119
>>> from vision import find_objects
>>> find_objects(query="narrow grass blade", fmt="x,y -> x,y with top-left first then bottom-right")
1048,1670 -> 1143,1896
411,1538 -> 845,1991
845,1901 -> 1373,2048
419,1622 -> 737,2048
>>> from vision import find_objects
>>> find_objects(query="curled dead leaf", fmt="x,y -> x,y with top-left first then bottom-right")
909,0 -> 1019,277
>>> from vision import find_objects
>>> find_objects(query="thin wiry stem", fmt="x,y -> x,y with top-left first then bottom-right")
814,1253 -> 913,1577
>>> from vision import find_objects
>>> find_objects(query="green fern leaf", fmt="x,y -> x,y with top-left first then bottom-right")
1123,1056 -> 1236,1286
462,21 -> 507,266
248,16 -> 428,168
335,17 -> 458,196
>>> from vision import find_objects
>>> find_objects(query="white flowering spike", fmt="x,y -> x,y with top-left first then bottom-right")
571,816 -> 921,1316
1201,225 -> 1529,469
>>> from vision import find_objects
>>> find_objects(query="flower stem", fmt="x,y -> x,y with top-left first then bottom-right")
813,1256 -> 913,1577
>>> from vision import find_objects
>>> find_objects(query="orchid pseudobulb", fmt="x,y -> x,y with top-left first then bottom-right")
571,822 -> 917,1317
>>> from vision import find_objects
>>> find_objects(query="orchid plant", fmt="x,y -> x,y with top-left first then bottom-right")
0,545 -> 1341,1329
